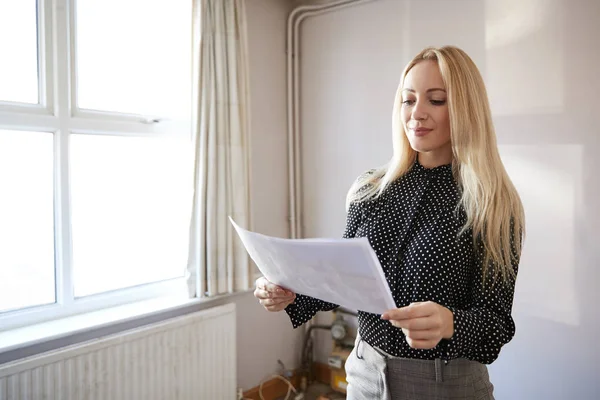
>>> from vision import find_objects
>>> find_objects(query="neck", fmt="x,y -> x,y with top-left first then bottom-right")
417,147 -> 453,169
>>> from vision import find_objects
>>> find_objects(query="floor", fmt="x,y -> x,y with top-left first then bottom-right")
273,382 -> 345,400
303,382 -> 346,400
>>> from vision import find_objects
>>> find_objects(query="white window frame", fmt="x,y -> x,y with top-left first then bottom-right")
0,0 -> 192,332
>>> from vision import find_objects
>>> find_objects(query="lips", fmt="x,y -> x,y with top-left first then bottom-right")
411,127 -> 433,137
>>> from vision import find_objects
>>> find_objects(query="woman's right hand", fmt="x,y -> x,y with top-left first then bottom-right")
254,277 -> 296,312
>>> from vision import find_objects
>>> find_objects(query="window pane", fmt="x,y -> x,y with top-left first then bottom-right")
75,0 -> 192,118
70,134 -> 192,297
0,1 -> 39,104
0,130 -> 55,313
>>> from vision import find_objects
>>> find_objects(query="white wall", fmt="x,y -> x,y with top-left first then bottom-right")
239,0 -> 306,392
298,0 -> 600,398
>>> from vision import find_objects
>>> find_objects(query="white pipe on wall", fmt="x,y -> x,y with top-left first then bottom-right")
286,0 -> 377,239
286,0 -> 378,368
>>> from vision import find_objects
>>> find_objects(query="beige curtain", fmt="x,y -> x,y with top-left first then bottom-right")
186,0 -> 252,298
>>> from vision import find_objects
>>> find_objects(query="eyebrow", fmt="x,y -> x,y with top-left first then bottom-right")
402,88 -> 446,93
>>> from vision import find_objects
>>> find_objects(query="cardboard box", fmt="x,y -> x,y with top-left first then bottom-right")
330,367 -> 348,393
329,345 -> 352,393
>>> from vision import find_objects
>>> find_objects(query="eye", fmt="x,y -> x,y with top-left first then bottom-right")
431,99 -> 446,106
402,99 -> 415,106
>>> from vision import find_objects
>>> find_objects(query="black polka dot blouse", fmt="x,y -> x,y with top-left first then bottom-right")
285,160 -> 519,364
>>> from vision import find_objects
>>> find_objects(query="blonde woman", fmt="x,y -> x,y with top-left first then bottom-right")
254,46 -> 525,399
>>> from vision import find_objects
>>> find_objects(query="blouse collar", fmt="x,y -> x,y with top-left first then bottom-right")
412,157 -> 453,179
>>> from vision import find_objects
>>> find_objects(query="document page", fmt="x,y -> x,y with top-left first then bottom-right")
230,217 -> 396,315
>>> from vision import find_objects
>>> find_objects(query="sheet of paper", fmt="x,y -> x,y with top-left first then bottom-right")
230,217 -> 396,315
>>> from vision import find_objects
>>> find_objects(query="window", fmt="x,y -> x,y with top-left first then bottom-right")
0,0 -> 193,330
0,130 -> 55,313
0,1 -> 39,104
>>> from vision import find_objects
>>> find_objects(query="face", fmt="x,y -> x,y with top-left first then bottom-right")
400,60 -> 452,166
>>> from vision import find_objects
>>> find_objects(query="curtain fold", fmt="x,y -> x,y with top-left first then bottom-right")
186,0 -> 252,298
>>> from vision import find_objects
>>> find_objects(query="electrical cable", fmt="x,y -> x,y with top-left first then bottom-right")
258,374 -> 298,400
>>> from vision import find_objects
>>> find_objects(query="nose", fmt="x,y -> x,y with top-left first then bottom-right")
411,99 -> 428,121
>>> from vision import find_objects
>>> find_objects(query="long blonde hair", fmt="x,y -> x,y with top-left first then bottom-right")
347,46 -> 525,283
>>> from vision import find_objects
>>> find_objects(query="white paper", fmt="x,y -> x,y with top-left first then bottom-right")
230,217 -> 396,315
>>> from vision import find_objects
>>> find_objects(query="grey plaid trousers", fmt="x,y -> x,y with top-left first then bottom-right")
345,336 -> 495,400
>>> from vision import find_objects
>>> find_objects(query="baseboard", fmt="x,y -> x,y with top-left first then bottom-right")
243,373 -> 300,400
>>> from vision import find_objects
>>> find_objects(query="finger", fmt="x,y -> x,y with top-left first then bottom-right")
258,279 -> 294,297
262,280 -> 283,292
401,328 -> 441,340
254,288 -> 270,300
260,297 -> 295,307
265,299 -> 293,312
270,290 -> 295,299
389,316 -> 435,331
260,289 -> 295,301
255,276 -> 268,289
253,287 -> 264,300
256,277 -> 278,291
382,302 -> 433,321
404,337 -> 439,350
384,302 -> 433,320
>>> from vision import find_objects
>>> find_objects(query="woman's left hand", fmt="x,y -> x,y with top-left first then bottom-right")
381,302 -> 454,350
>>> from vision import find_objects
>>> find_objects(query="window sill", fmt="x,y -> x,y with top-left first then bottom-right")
0,289 -> 252,357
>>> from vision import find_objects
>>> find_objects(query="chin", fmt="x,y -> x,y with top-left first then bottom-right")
407,135 -> 451,154
407,138 -> 435,153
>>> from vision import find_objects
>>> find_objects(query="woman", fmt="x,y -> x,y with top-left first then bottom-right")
254,46 -> 525,400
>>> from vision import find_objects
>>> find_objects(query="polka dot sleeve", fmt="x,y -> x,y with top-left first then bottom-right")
444,236 -> 520,364
284,202 -> 363,329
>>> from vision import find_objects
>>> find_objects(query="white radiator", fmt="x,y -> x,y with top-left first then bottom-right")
0,303 -> 237,400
